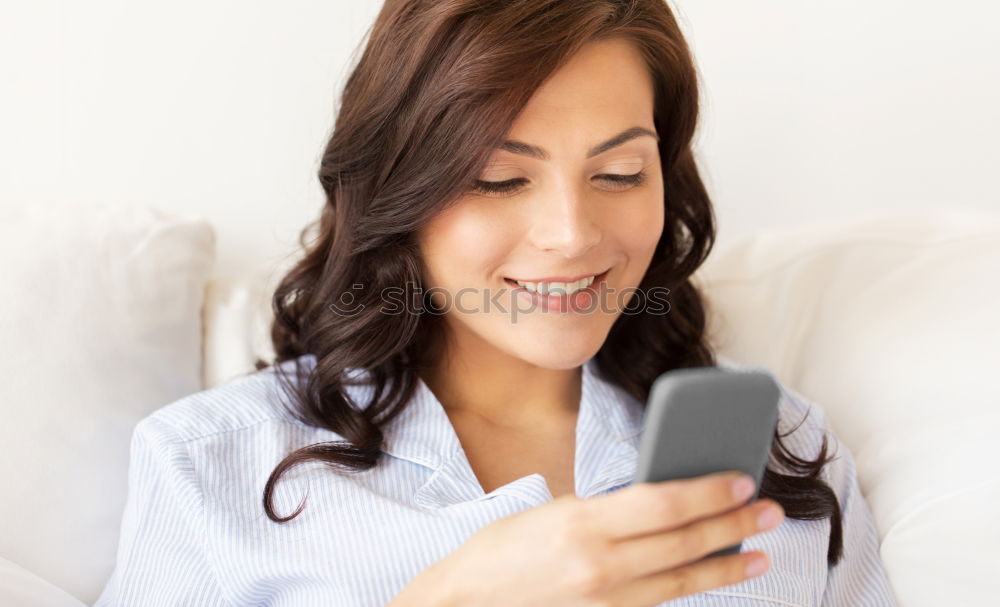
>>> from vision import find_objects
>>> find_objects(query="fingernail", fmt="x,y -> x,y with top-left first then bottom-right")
757,505 -> 782,530
731,475 -> 755,501
746,556 -> 768,577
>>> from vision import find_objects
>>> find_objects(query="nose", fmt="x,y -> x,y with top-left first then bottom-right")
526,185 -> 602,258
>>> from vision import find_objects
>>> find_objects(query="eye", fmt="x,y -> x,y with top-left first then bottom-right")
599,171 -> 647,190
470,171 -> 647,197
471,178 -> 528,196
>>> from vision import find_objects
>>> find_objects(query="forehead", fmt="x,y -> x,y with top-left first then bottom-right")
506,38 -> 655,142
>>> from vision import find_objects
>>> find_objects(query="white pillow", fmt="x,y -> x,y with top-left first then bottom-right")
695,207 -> 1000,607
202,259 -> 288,388
0,557 -> 85,607
0,202 -> 215,604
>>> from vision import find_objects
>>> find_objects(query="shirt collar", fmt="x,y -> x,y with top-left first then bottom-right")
291,354 -> 645,507
377,356 -> 645,506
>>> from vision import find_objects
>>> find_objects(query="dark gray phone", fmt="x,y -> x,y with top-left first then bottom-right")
633,365 -> 781,559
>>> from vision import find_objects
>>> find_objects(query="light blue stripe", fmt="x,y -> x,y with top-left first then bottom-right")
93,355 -> 897,606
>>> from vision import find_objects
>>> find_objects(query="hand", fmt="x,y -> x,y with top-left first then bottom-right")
408,470 -> 783,607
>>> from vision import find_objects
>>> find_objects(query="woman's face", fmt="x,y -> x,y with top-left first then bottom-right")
417,38 -> 665,371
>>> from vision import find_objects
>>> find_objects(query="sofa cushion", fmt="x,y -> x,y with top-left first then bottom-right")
695,208 -> 1000,607
0,557 -> 86,607
0,202 -> 215,604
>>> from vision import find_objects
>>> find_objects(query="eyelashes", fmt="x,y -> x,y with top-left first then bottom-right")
471,171 -> 647,197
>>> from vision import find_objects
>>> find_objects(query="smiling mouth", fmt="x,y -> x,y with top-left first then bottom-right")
502,267 -> 611,294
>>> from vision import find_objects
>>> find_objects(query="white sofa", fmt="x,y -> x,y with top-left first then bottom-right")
1,202 -> 997,606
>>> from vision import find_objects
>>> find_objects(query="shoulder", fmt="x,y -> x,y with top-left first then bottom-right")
136,354 -> 331,446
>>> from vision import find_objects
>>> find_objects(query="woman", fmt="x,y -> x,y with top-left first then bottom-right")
96,1 -> 896,605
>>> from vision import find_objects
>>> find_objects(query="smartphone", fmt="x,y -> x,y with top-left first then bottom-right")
633,365 -> 781,558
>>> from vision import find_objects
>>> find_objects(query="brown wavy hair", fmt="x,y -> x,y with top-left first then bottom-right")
253,0 -> 844,567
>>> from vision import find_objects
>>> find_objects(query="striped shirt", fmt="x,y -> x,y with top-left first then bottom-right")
94,354 -> 897,606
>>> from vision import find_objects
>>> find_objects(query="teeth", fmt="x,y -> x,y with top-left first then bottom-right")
513,275 -> 596,295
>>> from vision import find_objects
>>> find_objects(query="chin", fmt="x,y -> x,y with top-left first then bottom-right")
508,342 -> 601,371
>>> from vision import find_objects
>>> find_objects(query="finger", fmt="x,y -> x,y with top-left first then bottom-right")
607,498 -> 784,583
583,470 -> 755,541
603,550 -> 771,607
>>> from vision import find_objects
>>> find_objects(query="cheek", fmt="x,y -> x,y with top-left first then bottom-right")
420,203 -> 518,285
606,195 -> 664,253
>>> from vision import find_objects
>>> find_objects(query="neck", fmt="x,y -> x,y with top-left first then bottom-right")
419,339 -> 583,432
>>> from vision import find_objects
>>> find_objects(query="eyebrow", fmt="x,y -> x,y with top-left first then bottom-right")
497,126 -> 659,160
